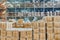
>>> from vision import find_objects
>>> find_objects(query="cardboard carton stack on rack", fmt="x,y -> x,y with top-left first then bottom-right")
0,16 -> 60,40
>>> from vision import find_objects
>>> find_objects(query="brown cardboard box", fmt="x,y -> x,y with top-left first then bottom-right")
1,30 -> 6,36
34,29 -> 39,34
47,22 -> 53,28
27,37 -> 32,40
6,38 -> 12,40
27,31 -> 32,38
40,33 -> 45,39
20,31 -> 26,38
54,28 -> 60,34
32,22 -> 38,28
45,16 -> 52,22
34,33 -> 39,39
47,28 -> 53,34
55,34 -> 60,40
13,31 -> 19,37
40,21 -> 45,28
54,22 -> 60,28
23,22 -> 32,28
40,28 -> 45,33
47,34 -> 54,40
17,19 -> 23,25
12,38 -> 18,40
54,16 -> 60,22
1,37 -> 6,40
20,38 -> 26,40
7,31 -> 12,37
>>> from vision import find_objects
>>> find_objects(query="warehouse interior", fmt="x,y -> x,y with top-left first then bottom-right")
0,0 -> 60,40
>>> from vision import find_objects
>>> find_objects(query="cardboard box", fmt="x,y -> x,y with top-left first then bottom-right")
23,22 -> 32,28
47,34 -> 54,40
20,38 -> 26,40
34,33 -> 39,39
32,22 -> 38,28
54,28 -> 60,34
20,31 -> 26,38
54,16 -> 60,22
47,22 -> 53,28
13,31 -> 19,37
6,38 -> 12,40
40,28 -> 45,33
12,38 -> 18,40
47,28 -> 53,34
27,37 -> 32,40
1,30 -> 6,36
40,21 -> 45,28
45,16 -> 52,22
27,31 -> 32,38
1,37 -> 6,40
7,31 -> 12,37
40,33 -> 45,39
55,34 -> 60,40
54,22 -> 60,28
34,29 -> 39,34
